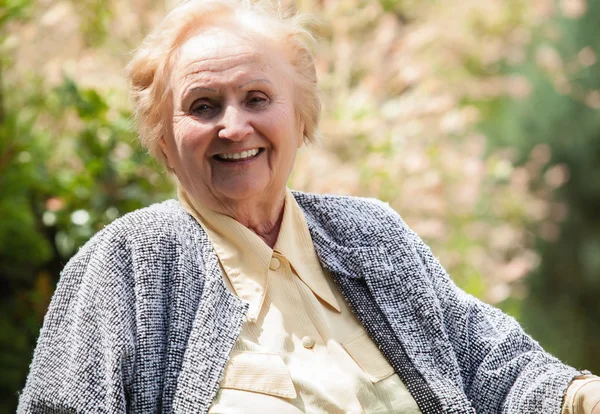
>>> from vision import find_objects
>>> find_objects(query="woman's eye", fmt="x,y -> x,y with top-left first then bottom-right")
246,94 -> 269,109
190,101 -> 218,117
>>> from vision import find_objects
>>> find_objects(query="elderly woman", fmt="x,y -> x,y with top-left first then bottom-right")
18,1 -> 600,413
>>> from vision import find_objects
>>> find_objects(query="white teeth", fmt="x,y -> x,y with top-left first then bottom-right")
216,148 -> 260,160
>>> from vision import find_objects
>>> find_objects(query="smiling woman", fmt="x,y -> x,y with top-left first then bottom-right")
162,27 -> 303,246
17,0 -> 600,413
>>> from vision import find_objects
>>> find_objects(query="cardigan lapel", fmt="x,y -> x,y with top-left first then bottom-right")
302,203 -> 471,412
172,237 -> 248,413
305,215 -> 454,366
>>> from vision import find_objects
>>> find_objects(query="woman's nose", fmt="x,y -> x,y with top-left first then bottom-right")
217,105 -> 253,141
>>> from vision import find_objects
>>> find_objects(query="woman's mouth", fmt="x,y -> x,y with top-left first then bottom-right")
213,148 -> 264,163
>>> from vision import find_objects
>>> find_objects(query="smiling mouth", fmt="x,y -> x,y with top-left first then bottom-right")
213,148 -> 264,162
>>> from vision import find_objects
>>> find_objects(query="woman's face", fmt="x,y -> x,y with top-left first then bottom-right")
161,27 -> 303,211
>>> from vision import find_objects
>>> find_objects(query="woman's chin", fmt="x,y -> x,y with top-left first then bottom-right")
213,181 -> 271,204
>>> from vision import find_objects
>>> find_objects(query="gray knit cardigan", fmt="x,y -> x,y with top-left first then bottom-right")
19,192 -> 582,413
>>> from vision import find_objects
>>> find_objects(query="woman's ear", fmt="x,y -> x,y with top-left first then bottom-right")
158,135 -> 175,173
159,136 -> 174,170
297,121 -> 306,148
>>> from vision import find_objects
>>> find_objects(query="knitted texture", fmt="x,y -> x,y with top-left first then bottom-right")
18,192 -> 582,413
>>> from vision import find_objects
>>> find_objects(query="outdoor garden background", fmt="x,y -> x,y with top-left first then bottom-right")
1,0 -> 599,411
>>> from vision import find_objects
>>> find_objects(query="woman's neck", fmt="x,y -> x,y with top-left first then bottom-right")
188,187 -> 287,249
222,196 -> 286,248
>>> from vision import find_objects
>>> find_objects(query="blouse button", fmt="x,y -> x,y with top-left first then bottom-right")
301,336 -> 315,349
269,257 -> 281,271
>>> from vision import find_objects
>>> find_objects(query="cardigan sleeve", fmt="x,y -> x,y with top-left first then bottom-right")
407,227 -> 587,414
17,230 -> 136,414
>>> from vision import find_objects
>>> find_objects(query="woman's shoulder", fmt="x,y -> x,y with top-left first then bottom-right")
92,199 -> 196,242
66,200 -> 201,271
104,199 -> 192,232
291,190 -> 411,247
52,199 -> 206,311
292,190 -> 408,229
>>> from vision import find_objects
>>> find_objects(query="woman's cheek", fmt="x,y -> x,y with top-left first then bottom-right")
176,119 -> 209,151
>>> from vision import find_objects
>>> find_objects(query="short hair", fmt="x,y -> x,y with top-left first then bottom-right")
125,0 -> 321,165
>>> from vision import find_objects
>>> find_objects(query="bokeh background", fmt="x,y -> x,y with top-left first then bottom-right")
1,0 -> 600,411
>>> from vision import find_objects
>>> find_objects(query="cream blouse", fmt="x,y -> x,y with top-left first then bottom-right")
179,187 -> 422,414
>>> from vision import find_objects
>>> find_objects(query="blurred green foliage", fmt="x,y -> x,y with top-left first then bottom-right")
0,0 -> 31,27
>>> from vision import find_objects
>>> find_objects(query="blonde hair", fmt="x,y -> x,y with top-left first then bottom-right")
125,0 -> 321,165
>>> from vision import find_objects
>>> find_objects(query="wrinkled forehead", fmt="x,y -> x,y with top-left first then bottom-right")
180,27 -> 262,60
170,26 -> 290,89
173,28 -> 271,78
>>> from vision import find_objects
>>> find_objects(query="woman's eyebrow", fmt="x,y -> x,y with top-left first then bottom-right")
182,80 -> 270,97
180,86 -> 218,104
185,86 -> 218,95
238,78 -> 272,88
